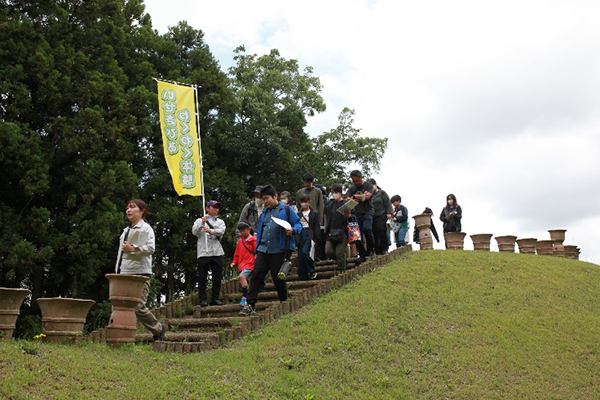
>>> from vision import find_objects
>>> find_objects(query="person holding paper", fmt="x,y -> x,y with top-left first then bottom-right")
192,200 -> 226,307
240,185 -> 302,315
346,170 -> 376,261
116,199 -> 165,341
296,194 -> 320,280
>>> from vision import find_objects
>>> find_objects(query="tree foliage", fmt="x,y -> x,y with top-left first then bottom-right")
0,0 -> 388,333
307,107 -> 388,188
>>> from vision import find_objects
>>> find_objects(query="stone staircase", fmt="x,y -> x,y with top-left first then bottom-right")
88,245 -> 412,353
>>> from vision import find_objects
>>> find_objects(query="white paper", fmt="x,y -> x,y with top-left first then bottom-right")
271,217 -> 292,230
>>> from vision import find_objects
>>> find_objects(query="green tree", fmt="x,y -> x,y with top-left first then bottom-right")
307,107 -> 388,188
224,46 -> 326,195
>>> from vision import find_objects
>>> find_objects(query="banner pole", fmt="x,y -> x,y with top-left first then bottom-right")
193,84 -> 208,249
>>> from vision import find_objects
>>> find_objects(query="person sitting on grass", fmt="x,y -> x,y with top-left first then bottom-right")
231,221 -> 256,306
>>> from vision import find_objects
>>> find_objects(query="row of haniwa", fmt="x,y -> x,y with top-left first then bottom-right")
413,214 -> 580,260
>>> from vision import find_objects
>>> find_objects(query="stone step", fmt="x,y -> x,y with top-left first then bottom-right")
264,280 -> 320,290
136,331 -> 219,344
167,316 -> 243,331
193,301 -> 279,318
223,289 -> 306,302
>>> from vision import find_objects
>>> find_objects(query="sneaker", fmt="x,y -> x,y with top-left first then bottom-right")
239,297 -> 247,306
199,300 -> 208,307
309,272 -> 318,280
153,323 -> 166,341
239,304 -> 255,315
210,299 -> 225,306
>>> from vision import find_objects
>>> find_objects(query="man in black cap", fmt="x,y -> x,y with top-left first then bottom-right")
237,185 -> 264,238
192,200 -> 226,306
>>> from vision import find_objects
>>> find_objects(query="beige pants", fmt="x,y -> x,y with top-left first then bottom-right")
135,279 -> 162,336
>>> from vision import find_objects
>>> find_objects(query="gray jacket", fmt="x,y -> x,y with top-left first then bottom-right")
192,216 -> 226,257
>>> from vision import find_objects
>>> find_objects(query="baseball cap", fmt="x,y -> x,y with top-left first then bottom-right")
207,200 -> 221,208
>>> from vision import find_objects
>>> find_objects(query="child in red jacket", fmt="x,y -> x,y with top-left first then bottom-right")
230,221 -> 256,306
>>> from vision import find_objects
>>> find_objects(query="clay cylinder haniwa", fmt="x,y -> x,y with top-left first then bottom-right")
445,232 -> 466,250
495,235 -> 517,253
37,298 -> 95,344
563,245 -> 578,259
0,288 -> 31,341
419,228 -> 434,250
536,240 -> 554,256
413,214 -> 431,230
516,238 -> 537,255
470,234 -> 493,251
105,274 -> 149,347
548,229 -> 566,257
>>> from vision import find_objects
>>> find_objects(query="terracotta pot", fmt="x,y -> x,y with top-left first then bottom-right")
548,229 -> 567,257
516,238 -> 537,255
105,274 -> 149,347
412,214 -> 431,229
445,232 -> 466,250
37,298 -> 95,344
470,234 -> 493,251
548,229 -> 567,242
536,240 -> 554,256
495,235 -> 517,253
0,288 -> 31,341
419,228 -> 434,250
563,245 -> 578,259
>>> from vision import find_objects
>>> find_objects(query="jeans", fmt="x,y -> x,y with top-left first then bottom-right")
395,226 -> 408,248
197,256 -> 223,303
357,213 -> 375,256
246,252 -> 288,307
297,228 -> 316,280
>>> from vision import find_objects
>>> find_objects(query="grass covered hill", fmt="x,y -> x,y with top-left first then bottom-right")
2,250 -> 599,399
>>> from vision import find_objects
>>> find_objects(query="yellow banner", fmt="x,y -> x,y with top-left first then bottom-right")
157,81 -> 202,196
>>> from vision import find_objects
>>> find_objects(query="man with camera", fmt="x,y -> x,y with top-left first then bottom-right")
240,185 -> 302,315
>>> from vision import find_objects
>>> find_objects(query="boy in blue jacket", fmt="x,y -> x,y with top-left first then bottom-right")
240,185 -> 303,315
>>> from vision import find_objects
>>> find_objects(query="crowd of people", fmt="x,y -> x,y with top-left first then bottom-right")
115,170 -> 463,337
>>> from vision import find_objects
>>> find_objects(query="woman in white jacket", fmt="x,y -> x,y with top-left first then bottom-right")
116,199 -> 165,341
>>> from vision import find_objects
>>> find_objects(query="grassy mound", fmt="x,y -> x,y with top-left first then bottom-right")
2,251 -> 599,399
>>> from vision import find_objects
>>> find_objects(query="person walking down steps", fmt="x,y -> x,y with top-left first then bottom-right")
231,221 -> 256,306
240,185 -> 302,316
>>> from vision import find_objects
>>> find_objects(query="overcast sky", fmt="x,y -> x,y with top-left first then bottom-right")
145,0 -> 600,263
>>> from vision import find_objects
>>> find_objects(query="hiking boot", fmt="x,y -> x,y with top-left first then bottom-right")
153,323 -> 166,341
239,297 -> 247,306
239,304 -> 255,315
210,299 -> 225,306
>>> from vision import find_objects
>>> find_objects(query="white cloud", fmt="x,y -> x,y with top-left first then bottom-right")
144,0 -> 600,262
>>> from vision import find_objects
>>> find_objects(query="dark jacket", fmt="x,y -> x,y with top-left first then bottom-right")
440,205 -> 462,233
238,201 -> 261,236
325,199 -> 349,243
297,208 -> 320,243
371,189 -> 391,217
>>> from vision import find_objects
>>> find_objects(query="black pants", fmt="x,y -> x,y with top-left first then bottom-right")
373,214 -> 389,254
197,256 -> 223,303
354,213 -> 375,258
247,252 -> 288,307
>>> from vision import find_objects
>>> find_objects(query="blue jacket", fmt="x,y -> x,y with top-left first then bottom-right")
256,203 -> 303,252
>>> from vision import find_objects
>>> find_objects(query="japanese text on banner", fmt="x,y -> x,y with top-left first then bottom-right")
157,81 -> 202,196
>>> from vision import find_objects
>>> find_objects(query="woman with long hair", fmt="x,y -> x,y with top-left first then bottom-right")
440,194 -> 462,248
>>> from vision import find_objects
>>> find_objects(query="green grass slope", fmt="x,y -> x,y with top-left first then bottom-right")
2,251 -> 599,400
